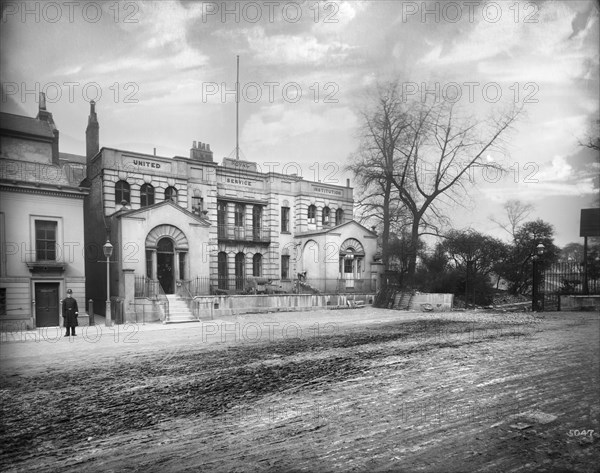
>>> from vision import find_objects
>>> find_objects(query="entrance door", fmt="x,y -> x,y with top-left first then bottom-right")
157,238 -> 175,294
35,283 -> 59,327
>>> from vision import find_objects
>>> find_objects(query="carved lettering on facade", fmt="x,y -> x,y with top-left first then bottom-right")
132,159 -> 161,169
226,177 -> 253,186
313,186 -> 342,196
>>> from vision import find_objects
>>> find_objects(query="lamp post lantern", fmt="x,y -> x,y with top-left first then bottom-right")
103,239 -> 114,327
531,243 -> 545,312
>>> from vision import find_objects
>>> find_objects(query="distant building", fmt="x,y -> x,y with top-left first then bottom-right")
81,102 -> 382,321
0,94 -> 88,329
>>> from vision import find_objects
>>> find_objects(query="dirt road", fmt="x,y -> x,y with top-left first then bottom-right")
1,308 -> 599,472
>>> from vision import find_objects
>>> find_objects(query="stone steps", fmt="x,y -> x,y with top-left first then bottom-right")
164,295 -> 197,324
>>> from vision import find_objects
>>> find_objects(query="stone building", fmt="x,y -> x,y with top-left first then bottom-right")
0,94 -> 88,329
81,102 -> 382,321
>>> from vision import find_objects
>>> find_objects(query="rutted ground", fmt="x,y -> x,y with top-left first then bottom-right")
0,309 -> 598,472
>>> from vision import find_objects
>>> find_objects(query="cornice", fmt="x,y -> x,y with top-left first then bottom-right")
0,181 -> 88,199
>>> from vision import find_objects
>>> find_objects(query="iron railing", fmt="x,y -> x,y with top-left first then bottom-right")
136,275 -> 378,298
209,277 -> 377,295
177,280 -> 200,320
135,275 -> 160,298
544,262 -> 600,295
188,276 -> 212,296
135,276 -> 169,321
217,225 -> 270,243
156,281 -> 169,322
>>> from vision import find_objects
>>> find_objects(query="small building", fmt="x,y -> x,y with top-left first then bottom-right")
0,94 -> 88,330
81,102 -> 382,322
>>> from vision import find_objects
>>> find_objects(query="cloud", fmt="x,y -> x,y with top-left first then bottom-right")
417,1 -> 598,86
482,178 -> 597,201
242,103 -> 358,146
536,155 -> 573,182
246,26 -> 353,66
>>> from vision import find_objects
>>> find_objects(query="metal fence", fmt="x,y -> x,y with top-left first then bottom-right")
543,262 -> 600,295
217,225 -> 270,243
134,276 -> 160,298
135,275 -> 377,297
210,277 -> 377,295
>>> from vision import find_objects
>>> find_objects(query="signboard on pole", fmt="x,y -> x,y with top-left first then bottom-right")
580,208 -> 600,237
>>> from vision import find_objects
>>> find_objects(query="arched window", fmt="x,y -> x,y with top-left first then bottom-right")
335,208 -> 344,226
307,205 -> 316,224
253,253 -> 262,277
115,180 -> 130,205
165,186 -> 177,203
322,207 -> 331,226
217,252 -> 228,290
253,205 -> 262,240
235,203 -> 245,227
140,183 -> 155,207
217,201 -> 227,238
235,252 -> 245,290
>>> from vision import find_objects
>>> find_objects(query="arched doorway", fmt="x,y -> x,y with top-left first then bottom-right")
339,238 -> 365,290
145,225 -> 189,294
157,238 -> 175,293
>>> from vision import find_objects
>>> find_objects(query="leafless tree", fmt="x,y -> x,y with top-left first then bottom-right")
490,199 -> 535,242
347,83 -> 413,269
349,80 -> 522,279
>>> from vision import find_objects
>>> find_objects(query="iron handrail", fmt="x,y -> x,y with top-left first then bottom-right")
156,281 -> 169,322
177,280 -> 200,321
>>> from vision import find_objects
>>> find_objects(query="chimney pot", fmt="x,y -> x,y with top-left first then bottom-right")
207,144 -> 210,151
193,141 -> 197,149
153,148 -> 156,156
346,178 -> 350,188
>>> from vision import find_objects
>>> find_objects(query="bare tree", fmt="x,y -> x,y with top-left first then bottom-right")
349,81 -> 522,279
347,83 -> 413,270
391,97 -> 522,278
579,118 -> 600,152
490,199 -> 534,241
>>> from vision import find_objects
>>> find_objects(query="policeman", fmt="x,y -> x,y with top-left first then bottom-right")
62,289 -> 79,337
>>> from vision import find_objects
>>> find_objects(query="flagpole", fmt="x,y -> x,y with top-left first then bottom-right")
236,55 -> 239,160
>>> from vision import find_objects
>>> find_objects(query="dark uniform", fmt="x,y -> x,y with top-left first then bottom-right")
62,290 -> 79,336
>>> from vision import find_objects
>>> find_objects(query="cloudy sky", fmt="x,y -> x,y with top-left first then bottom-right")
1,0 -> 598,247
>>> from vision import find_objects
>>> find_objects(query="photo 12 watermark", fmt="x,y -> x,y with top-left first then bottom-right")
401,1 -> 539,24
400,81 -> 539,104
200,321 -> 339,343
200,1 -> 340,24
0,322 -> 140,344
1,1 -> 140,24
201,81 -> 339,104
1,81 -> 140,104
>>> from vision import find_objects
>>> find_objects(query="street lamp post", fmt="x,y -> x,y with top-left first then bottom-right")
465,259 -> 474,309
531,243 -> 545,312
103,239 -> 114,327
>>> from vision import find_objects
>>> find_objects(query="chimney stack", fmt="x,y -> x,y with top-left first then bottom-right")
190,140 -> 214,162
346,178 -> 350,188
36,92 -> 59,165
85,100 -> 99,163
